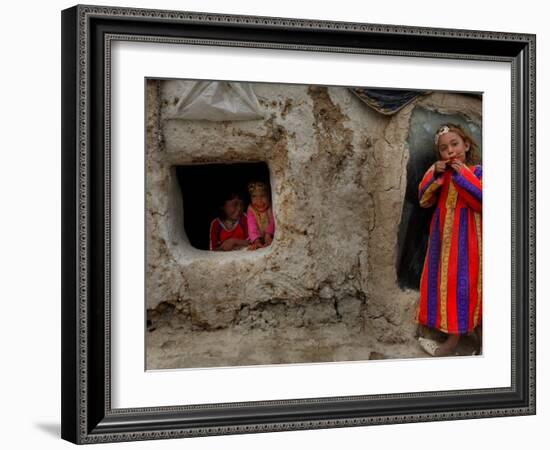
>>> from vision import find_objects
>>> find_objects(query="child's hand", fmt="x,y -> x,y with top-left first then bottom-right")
264,233 -> 273,246
247,239 -> 263,251
434,161 -> 447,174
220,239 -> 235,251
449,159 -> 465,173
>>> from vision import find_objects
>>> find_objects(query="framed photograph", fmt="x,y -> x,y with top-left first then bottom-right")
61,4 -> 536,444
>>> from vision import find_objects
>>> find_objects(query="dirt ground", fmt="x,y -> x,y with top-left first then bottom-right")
146,309 -> 482,370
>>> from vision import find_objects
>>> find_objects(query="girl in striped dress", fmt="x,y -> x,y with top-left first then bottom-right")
416,123 -> 482,357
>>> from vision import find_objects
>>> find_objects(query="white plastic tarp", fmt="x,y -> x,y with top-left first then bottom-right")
166,80 -> 265,121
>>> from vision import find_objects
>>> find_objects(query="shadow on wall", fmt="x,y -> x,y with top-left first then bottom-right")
396,106 -> 482,290
175,162 -> 270,250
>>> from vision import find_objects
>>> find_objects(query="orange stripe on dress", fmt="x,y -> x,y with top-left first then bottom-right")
445,192 -> 461,334
473,212 -> 483,327
438,181 -> 457,332
418,241 -> 430,325
420,182 -> 441,208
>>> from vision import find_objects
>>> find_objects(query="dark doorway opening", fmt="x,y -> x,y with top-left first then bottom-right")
175,162 -> 271,251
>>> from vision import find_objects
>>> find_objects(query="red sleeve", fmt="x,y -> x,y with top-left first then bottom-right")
418,164 -> 445,208
209,219 -> 221,250
452,164 -> 482,213
241,214 -> 249,237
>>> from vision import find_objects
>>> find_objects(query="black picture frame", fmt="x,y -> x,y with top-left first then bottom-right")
61,4 -> 536,444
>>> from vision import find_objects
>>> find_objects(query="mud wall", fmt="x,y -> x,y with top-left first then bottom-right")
145,80 -> 481,345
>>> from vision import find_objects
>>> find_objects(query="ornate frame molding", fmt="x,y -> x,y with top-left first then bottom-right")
61,4 -> 536,444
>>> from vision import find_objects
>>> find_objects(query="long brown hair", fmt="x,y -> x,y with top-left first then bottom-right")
434,122 -> 481,166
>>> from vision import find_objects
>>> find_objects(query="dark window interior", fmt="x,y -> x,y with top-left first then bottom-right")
175,162 -> 271,250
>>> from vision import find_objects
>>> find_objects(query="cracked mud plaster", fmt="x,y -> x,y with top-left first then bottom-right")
144,79 -> 482,367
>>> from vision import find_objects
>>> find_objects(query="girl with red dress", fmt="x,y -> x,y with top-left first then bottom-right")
209,192 -> 249,251
416,123 -> 482,357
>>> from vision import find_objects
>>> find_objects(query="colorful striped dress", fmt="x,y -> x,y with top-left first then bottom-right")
416,162 -> 482,335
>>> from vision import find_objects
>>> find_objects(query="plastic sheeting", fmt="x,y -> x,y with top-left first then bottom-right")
166,80 -> 265,121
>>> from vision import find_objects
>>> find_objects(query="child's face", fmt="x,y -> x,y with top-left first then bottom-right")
437,131 -> 470,163
223,198 -> 243,220
251,191 -> 269,210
